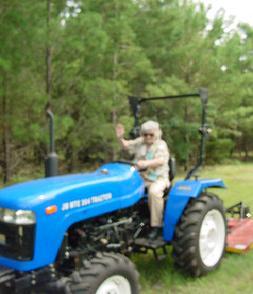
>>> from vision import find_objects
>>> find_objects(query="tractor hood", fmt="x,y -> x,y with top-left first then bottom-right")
0,163 -> 145,211
0,163 -> 145,272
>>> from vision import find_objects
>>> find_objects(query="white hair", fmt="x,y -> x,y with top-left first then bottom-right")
140,120 -> 162,140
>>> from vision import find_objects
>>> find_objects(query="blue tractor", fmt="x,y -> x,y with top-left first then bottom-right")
0,89 -> 226,293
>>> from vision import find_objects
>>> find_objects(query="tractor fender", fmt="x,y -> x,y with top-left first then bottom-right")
163,178 -> 225,242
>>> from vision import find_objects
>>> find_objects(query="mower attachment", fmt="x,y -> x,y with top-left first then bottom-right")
226,202 -> 253,253
226,219 -> 253,253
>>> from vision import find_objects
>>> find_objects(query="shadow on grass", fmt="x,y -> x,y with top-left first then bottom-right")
132,247 -> 253,294
132,246 -> 197,294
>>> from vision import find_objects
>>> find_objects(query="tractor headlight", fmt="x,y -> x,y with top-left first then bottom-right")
0,208 -> 36,225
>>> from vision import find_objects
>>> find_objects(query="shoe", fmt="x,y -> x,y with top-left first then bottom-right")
148,227 -> 162,240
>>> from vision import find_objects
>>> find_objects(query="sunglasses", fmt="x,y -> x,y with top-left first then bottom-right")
143,133 -> 154,137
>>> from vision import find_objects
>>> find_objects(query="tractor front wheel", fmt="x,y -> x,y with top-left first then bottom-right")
68,252 -> 139,294
172,192 -> 226,277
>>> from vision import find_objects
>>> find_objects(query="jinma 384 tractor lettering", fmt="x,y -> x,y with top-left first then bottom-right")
0,89 -> 227,294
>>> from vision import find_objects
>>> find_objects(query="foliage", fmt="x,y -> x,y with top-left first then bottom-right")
0,0 -> 253,181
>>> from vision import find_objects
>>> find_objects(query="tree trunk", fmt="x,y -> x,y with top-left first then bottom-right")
46,0 -> 52,102
111,51 -> 118,161
183,104 -> 190,171
1,75 -> 11,183
244,145 -> 249,161
66,144 -> 74,173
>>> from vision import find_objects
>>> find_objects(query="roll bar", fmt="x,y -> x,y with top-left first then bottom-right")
128,88 -> 209,180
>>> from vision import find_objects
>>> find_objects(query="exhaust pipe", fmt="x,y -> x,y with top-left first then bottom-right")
45,109 -> 58,177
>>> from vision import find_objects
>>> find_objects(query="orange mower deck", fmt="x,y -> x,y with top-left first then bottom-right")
226,218 -> 253,253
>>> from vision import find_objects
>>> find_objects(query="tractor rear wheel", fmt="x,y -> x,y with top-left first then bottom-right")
68,252 -> 139,294
172,192 -> 226,277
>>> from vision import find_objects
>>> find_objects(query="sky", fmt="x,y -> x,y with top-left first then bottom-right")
197,0 -> 253,26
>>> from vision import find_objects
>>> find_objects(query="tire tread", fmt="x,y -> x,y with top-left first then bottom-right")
172,192 -> 226,277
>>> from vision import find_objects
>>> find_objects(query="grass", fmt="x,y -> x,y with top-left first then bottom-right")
134,163 -> 253,294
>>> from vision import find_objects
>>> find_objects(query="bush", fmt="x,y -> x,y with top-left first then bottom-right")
206,138 -> 235,164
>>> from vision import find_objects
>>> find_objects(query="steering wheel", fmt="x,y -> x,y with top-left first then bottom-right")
113,160 -> 136,166
113,160 -> 148,172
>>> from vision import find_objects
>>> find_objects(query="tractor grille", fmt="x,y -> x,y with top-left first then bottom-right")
0,222 -> 35,261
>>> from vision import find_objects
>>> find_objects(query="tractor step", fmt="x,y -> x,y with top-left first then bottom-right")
134,237 -> 166,248
134,238 -> 168,261
0,265 -> 15,284
226,218 -> 253,253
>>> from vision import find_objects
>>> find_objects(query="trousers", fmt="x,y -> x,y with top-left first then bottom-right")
146,178 -> 169,227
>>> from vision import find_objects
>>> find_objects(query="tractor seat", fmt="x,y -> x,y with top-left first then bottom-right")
163,157 -> 176,198
144,157 -> 176,196
169,157 -> 176,182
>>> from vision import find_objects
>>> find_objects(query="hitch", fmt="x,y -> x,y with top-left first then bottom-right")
226,202 -> 251,219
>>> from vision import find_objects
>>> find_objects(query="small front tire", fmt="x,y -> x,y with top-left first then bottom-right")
68,252 -> 139,294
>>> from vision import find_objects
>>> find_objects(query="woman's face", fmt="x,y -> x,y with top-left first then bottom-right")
143,131 -> 156,145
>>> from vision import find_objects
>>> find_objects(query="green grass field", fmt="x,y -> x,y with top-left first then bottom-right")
134,163 -> 253,294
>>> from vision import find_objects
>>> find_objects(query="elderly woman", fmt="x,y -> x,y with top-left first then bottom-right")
115,121 -> 170,240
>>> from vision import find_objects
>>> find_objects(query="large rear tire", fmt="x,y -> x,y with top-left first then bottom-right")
68,252 -> 140,294
172,192 -> 226,277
